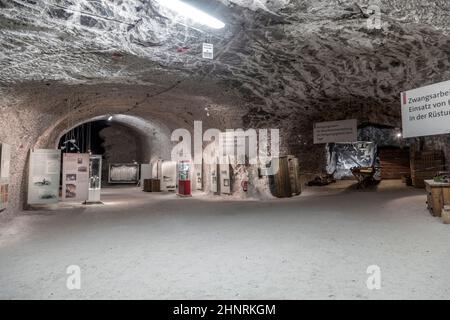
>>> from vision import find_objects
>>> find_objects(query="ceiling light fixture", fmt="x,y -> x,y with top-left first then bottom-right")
156,0 -> 225,29
108,116 -> 113,121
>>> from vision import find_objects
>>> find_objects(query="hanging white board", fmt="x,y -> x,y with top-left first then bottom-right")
109,163 -> 139,183
401,80 -> 450,138
28,149 -> 61,205
62,153 -> 90,202
161,161 -> 177,192
313,119 -> 357,144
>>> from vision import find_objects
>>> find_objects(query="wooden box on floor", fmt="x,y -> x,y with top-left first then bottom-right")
425,180 -> 450,217
143,179 -> 160,192
269,156 -> 291,198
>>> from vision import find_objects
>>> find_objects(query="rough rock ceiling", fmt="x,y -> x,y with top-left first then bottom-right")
1,0 -> 450,117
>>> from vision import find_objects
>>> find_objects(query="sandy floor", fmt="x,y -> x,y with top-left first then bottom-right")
0,181 -> 449,300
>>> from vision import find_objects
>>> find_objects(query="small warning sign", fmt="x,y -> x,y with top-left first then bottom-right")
202,43 -> 214,60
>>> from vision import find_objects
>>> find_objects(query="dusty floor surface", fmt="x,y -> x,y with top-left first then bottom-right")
0,181 -> 449,300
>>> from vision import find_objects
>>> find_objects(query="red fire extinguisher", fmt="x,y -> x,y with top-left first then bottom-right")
241,180 -> 248,192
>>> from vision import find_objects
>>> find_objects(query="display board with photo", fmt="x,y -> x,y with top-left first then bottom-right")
27,149 -> 61,205
62,153 -> 90,201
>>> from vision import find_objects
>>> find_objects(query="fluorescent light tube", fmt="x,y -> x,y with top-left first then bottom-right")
156,0 -> 225,29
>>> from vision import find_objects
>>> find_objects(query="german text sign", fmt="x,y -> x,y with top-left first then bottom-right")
313,119 -> 357,144
401,80 -> 450,138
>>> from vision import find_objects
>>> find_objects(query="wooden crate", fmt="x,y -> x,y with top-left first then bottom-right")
425,180 -> 450,217
143,179 -> 161,192
269,157 -> 292,198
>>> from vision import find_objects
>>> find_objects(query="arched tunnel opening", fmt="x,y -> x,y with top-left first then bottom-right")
57,119 -> 146,186
1,0 -> 450,301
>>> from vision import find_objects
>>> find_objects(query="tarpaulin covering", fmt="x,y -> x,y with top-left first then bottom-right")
326,142 -> 378,179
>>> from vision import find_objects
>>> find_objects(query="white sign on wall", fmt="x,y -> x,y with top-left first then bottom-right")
62,153 -> 90,202
202,43 -> 214,59
401,80 -> 450,138
313,119 -> 357,144
28,149 -> 61,205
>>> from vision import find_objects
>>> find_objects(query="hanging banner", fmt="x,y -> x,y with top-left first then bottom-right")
401,80 -> 450,138
0,143 -> 11,211
313,119 -> 357,144
62,153 -> 90,201
28,149 -> 61,205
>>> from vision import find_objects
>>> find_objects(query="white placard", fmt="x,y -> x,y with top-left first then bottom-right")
219,163 -> 231,194
161,161 -> 177,191
401,80 -> 450,138
28,149 -> 61,205
62,153 -> 90,202
0,143 -> 11,211
313,119 -> 357,144
202,43 -> 214,59
0,143 -> 11,181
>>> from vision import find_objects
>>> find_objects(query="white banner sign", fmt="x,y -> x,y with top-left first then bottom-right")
401,80 -> 450,138
28,149 -> 61,205
62,153 -> 90,202
313,119 -> 357,144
